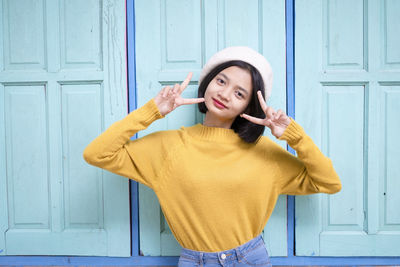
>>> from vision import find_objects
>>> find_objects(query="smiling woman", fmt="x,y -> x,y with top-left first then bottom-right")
83,46 -> 342,267
203,65 -> 253,125
197,60 -> 267,143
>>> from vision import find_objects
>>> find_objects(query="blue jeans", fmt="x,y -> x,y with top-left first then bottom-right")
178,233 -> 272,266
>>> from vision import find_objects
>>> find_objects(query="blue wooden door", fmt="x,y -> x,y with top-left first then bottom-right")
135,0 -> 289,256
0,0 -> 130,256
295,0 -> 400,256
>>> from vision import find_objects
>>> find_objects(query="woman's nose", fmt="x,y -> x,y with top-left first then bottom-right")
217,88 -> 230,101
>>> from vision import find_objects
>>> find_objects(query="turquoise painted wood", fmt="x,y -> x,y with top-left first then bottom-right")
0,0 -> 130,256
295,0 -> 400,256
135,0 -> 288,256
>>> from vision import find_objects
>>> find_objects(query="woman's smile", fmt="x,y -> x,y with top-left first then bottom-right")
212,98 -> 227,109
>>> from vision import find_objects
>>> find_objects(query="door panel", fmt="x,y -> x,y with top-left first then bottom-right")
295,0 -> 400,256
0,0 -> 130,256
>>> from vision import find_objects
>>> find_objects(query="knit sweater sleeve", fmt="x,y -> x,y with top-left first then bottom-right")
272,117 -> 342,195
82,98 -> 166,189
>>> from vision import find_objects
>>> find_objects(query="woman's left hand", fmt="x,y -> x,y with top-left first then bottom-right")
240,90 -> 291,139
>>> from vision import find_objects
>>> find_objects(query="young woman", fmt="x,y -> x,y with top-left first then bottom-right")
83,46 -> 342,267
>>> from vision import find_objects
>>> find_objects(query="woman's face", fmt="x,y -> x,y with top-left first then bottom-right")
204,66 -> 253,124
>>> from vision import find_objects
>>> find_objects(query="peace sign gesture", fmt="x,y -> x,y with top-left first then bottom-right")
240,90 -> 292,138
154,72 -> 205,116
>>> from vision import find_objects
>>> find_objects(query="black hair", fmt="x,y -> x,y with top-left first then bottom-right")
197,60 -> 266,143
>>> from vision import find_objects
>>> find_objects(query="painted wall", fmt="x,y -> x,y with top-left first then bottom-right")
0,0 -> 399,265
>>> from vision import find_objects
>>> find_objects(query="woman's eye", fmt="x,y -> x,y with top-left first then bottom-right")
217,78 -> 225,84
235,91 -> 243,98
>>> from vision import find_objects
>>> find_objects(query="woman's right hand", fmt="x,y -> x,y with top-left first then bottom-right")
153,72 -> 205,116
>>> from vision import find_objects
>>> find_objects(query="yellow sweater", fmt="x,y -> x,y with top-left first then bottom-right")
83,98 -> 342,252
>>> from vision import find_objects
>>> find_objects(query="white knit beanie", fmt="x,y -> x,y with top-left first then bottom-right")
199,46 -> 273,101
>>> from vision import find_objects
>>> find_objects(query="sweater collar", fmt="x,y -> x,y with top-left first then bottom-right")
183,123 -> 243,144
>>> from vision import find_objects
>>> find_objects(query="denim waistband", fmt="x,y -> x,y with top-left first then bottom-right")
179,233 -> 264,264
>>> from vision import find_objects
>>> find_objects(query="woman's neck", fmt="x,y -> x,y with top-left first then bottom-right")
202,112 -> 234,129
